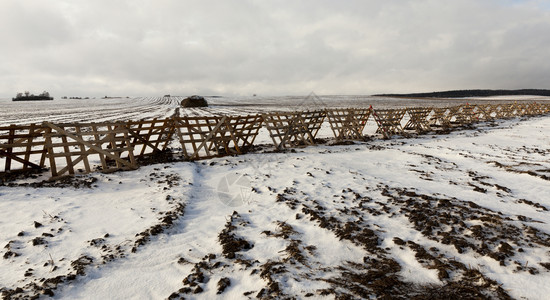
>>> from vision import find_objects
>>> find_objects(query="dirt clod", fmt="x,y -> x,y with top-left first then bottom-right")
217,277 -> 231,294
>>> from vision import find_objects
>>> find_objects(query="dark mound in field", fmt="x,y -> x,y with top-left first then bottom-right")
181,95 -> 208,107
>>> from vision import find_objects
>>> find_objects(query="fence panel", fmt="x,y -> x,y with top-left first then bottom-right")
172,115 -> 263,160
262,110 -> 326,149
371,108 -> 407,139
0,124 -> 47,174
475,104 -> 495,121
404,107 -> 433,134
325,108 -> 371,140
42,122 -> 137,179
2,101 -> 550,180
220,114 -> 264,155
125,118 -> 174,158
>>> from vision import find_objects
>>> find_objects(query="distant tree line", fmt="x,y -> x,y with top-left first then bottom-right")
375,89 -> 550,98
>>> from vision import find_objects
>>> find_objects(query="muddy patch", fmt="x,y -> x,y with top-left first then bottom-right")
489,161 -> 550,181
219,211 -> 253,259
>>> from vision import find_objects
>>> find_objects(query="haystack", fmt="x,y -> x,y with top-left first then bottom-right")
181,95 -> 208,107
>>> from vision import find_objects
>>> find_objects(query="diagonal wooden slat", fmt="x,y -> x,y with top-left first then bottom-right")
325,108 -> 371,140
43,122 -> 137,178
171,114 -> 263,160
0,124 -> 47,173
371,108 -> 406,139
404,107 -> 433,134
262,110 -> 326,149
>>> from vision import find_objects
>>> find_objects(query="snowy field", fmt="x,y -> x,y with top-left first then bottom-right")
0,97 -> 179,126
1,96 -> 550,299
2,94 -> 549,125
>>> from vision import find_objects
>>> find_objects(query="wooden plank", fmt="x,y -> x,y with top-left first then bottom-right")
172,117 -> 189,158
230,115 -> 263,150
190,116 -> 227,160
4,125 -> 15,171
371,108 -> 406,139
0,124 -> 47,172
43,122 -> 137,172
262,110 -> 326,149
457,104 -> 477,125
123,127 -> 137,167
172,114 -> 263,160
44,127 -> 58,177
160,118 -> 176,150
92,124 -> 108,170
0,149 -> 42,170
475,104 -> 494,121
75,126 -> 92,173
429,107 -> 449,128
60,130 -> 76,175
0,141 -> 49,148
404,107 -> 432,134
279,114 -> 307,148
325,108 -> 370,140
173,116 -> 216,159
125,118 -> 174,158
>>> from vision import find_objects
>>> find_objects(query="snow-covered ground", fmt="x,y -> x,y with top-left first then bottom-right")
2,101 -> 550,299
2,94 -> 548,126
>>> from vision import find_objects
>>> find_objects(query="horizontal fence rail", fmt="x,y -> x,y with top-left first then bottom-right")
372,108 -> 407,139
125,118 -> 174,158
42,122 -> 138,179
172,114 -> 263,160
0,124 -> 48,173
262,110 -> 326,149
326,108 -> 371,140
1,102 -> 549,179
404,107 -> 432,133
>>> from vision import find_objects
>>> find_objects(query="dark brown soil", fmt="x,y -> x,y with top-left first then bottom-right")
1,173 -> 187,299
217,277 -> 231,294
261,181 -> 520,299
489,160 -> 550,181
218,211 -> 253,259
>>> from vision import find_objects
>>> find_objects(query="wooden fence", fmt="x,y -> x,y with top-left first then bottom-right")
126,118 -> 174,158
172,114 -> 263,160
1,102 -> 549,179
262,110 -> 326,149
0,124 -> 47,173
325,108 -> 371,140
42,122 -> 138,179
403,107 -> 432,133
371,108 -> 407,139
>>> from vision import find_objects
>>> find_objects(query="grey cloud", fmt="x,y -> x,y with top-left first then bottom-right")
1,0 -> 549,97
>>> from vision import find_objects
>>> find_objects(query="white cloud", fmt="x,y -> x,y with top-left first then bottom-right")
1,0 -> 549,97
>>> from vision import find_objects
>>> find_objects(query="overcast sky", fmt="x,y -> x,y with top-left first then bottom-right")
1,0 -> 549,97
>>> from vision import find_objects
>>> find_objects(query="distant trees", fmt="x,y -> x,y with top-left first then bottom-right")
375,89 -> 550,98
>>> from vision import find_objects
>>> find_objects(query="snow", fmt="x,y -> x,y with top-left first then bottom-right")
2,94 -> 543,126
1,96 -> 550,299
